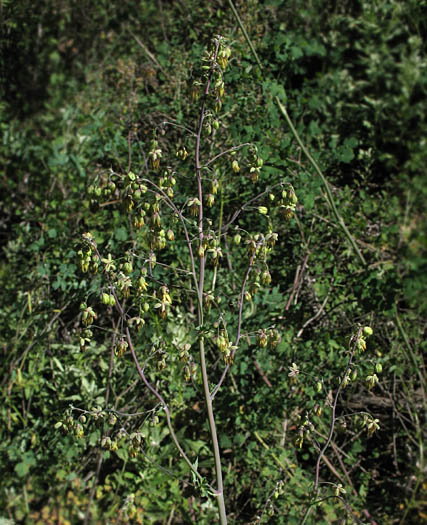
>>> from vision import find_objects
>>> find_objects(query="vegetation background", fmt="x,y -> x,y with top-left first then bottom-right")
0,0 -> 426,523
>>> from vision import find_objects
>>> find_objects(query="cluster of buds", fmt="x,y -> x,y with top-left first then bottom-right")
294,417 -> 313,449
115,338 -> 128,358
115,271 -> 132,299
214,329 -> 235,364
179,343 -> 191,362
79,328 -> 93,352
128,316 -> 145,332
101,435 -> 118,452
254,328 -> 282,349
128,431 -> 144,458
150,228 -> 167,251
201,37 -> 230,113
101,291 -> 116,307
148,140 -> 162,171
80,302 -> 97,327
176,146 -> 188,161
158,169 -> 176,199
217,42 -> 231,71
184,362 -> 197,382
334,484 -> 347,497
355,414 -> 380,437
87,172 -> 118,212
78,233 -> 98,274
366,373 -> 379,389
55,415 -> 84,439
207,240 -> 223,266
341,368 -> 358,388
153,285 -> 172,320
365,416 -> 380,437
248,154 -> 264,183
122,171 -> 148,213
357,326 -> 373,352
273,480 -> 285,500
279,185 -> 298,220
137,270 -> 148,294
187,197 -> 201,217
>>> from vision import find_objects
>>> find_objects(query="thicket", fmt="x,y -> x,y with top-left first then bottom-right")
0,1 -> 426,524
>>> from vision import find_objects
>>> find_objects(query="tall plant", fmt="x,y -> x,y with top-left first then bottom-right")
69,36 -> 298,523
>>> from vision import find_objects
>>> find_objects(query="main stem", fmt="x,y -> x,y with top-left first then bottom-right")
199,337 -> 227,523
195,39 -> 227,524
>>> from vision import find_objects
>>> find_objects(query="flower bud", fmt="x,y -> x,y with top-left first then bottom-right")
258,206 -> 268,215
257,331 -> 268,348
261,270 -> 272,285
232,160 -> 240,173
123,262 -> 133,275
233,233 -> 241,245
206,194 -> 215,207
363,326 -> 373,337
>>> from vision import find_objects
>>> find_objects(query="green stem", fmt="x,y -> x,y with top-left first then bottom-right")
194,39 -> 227,524
200,337 -> 227,523
394,303 -> 426,393
275,98 -> 366,266
227,0 -> 365,266
227,0 -> 263,72
212,185 -> 224,292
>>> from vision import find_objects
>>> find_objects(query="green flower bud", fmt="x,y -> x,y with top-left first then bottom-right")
123,262 -> 133,275
233,233 -> 241,245
261,270 -> 272,285
166,229 -> 174,241
206,194 -> 215,207
363,326 -> 373,337
258,206 -> 268,215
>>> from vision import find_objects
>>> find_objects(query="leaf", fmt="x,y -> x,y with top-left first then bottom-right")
115,227 -> 128,241
15,451 -> 36,478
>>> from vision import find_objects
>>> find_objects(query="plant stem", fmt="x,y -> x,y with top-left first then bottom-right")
194,38 -> 227,524
199,336 -> 227,523
394,303 -> 426,393
227,0 -> 366,266
314,328 -> 361,492
275,98 -> 366,266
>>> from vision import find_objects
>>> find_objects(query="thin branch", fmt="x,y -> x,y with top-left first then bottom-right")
129,29 -> 170,79
211,240 -> 263,399
204,143 -> 251,167
275,99 -> 366,266
314,327 -> 362,492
